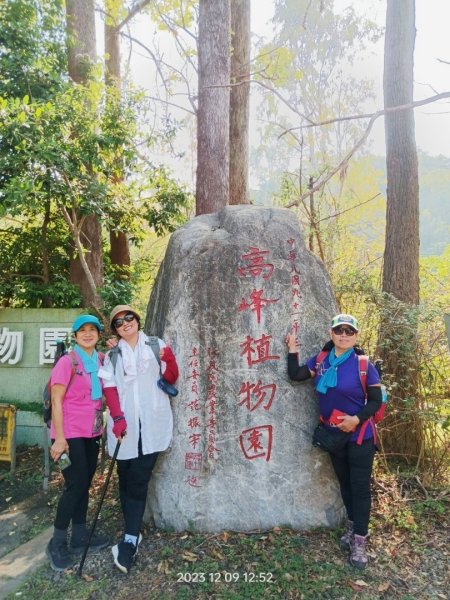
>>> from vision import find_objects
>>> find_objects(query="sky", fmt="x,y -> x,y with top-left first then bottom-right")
253,0 -> 450,156
122,0 -> 450,189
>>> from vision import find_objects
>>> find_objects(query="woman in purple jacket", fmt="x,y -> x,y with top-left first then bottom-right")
286,314 -> 382,569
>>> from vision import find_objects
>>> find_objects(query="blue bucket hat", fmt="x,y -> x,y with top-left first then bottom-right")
331,313 -> 359,332
72,314 -> 103,333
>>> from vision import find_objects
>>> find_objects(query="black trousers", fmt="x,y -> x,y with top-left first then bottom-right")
329,439 -> 376,536
116,440 -> 159,538
53,436 -> 101,530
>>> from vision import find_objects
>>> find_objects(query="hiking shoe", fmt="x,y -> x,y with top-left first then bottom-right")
112,540 -> 137,574
46,538 -> 75,572
70,532 -> 110,554
350,533 -> 369,569
339,520 -> 354,550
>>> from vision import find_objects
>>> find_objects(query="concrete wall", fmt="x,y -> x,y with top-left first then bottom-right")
0,308 -> 82,405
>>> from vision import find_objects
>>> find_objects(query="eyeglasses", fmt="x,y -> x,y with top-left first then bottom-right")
112,313 -> 135,329
332,326 -> 356,336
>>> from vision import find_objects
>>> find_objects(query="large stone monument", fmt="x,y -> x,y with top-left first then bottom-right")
144,205 -> 344,531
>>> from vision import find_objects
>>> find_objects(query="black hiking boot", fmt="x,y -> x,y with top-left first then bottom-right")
46,538 -> 75,572
70,532 -> 110,554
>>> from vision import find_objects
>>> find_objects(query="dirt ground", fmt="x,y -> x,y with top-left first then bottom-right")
1,447 -> 449,600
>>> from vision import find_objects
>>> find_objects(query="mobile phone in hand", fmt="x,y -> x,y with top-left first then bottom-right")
58,452 -> 71,470
328,409 -> 348,426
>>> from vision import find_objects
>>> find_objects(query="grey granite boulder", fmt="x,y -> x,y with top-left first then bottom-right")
144,205 -> 344,531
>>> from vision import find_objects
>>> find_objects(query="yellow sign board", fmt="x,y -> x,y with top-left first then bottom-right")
0,404 -> 16,470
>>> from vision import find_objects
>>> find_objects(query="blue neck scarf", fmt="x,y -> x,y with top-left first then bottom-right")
316,347 -> 354,394
74,344 -> 102,400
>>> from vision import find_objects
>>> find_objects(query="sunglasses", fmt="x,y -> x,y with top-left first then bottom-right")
332,326 -> 356,336
112,313 -> 135,329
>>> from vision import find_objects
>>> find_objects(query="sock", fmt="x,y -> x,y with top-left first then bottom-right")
124,533 -> 138,546
53,527 -> 68,544
71,522 -> 88,543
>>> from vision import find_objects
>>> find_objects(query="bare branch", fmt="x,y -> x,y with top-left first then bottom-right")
284,92 -> 450,209
117,0 -> 153,30
301,92 -> 450,130
316,193 -> 381,224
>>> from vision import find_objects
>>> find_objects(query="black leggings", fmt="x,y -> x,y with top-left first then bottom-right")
53,436 -> 101,530
329,439 -> 376,536
117,447 -> 159,537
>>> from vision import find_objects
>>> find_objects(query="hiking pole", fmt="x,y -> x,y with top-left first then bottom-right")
77,438 -> 121,577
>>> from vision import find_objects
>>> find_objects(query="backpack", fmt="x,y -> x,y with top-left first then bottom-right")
314,351 -> 388,445
108,335 -> 161,374
43,341 -> 78,427
108,336 -> 178,397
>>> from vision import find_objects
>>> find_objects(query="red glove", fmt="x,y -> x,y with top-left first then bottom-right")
160,346 -> 179,384
104,387 -> 127,439
112,416 -> 127,439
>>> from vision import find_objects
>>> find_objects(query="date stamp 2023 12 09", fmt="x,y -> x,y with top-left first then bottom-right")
177,572 -> 274,584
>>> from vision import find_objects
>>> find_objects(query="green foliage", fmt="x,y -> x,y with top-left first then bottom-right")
333,267 -> 450,482
0,1 -> 191,308
0,0 -> 66,100
150,0 -> 196,31
100,262 -> 134,317
143,166 -> 193,235
0,215 -> 81,307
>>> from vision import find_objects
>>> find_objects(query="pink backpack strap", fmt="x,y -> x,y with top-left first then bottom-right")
357,355 -> 368,396
356,355 -> 378,446
314,350 -> 329,375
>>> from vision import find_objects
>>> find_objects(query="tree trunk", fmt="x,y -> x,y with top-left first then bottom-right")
229,0 -> 250,205
380,0 -> 421,461
65,0 -> 103,307
196,0 -> 231,215
41,196 -> 52,308
105,3 -> 131,272
66,0 -> 96,84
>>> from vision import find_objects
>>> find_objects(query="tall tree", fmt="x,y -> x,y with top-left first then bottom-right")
65,0 -> 103,307
381,0 -> 421,459
229,0 -> 250,205
196,0 -> 230,215
104,0 -> 130,273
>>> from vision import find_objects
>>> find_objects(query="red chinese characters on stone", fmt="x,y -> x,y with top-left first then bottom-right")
187,399 -> 200,411
239,425 -> 273,462
287,240 -> 302,338
238,289 -> 279,324
185,475 -> 201,487
238,381 -> 276,412
238,247 -> 274,280
240,333 -> 280,367
189,433 -> 201,449
185,452 -> 202,471
206,347 -> 219,460
188,416 -> 202,429
184,345 -> 203,484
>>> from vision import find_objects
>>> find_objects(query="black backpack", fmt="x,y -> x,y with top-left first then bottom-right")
43,340 -> 78,427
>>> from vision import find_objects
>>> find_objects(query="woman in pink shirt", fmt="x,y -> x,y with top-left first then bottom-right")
46,314 -> 110,572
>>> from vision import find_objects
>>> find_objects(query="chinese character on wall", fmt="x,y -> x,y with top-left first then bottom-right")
0,328 -> 24,365
39,328 -> 71,365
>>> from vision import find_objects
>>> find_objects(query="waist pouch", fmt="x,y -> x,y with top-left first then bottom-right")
312,423 -> 351,454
